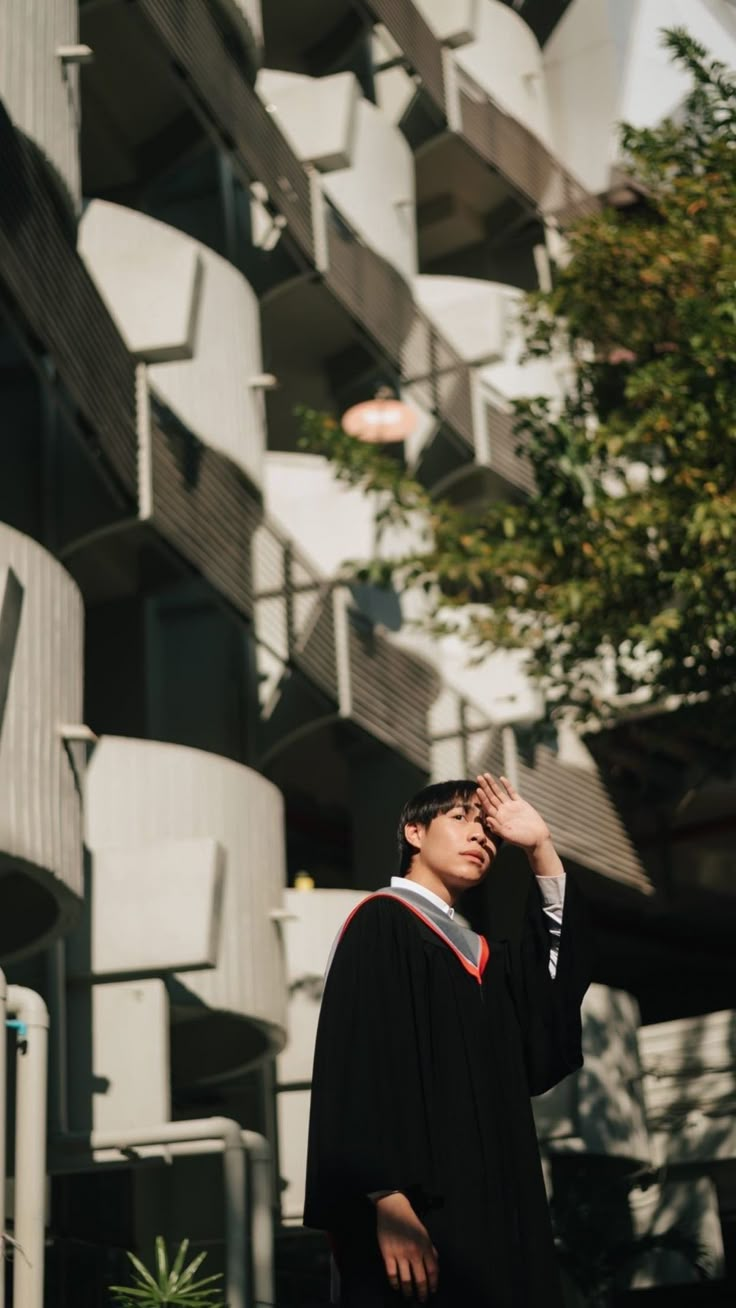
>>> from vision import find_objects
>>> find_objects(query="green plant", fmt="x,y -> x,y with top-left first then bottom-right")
109,1237 -> 225,1307
299,28 -> 736,728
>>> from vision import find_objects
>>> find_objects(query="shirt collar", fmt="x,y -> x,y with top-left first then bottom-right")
390,875 -> 455,919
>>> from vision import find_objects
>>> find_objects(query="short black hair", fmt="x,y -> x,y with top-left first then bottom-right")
396,779 -> 479,874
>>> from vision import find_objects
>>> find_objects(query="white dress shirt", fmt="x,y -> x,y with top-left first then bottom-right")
390,873 -> 566,978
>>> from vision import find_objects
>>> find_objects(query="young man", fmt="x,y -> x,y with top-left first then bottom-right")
304,773 -> 590,1307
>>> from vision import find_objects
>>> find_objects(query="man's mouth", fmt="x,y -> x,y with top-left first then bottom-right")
463,851 -> 485,866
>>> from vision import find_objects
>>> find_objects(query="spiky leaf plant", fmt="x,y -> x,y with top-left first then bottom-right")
109,1237 -> 225,1307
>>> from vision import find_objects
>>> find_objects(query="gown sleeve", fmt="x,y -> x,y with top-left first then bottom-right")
303,896 -> 438,1232
507,870 -> 592,1096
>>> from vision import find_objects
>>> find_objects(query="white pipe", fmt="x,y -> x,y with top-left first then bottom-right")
7,987 -> 49,1308
54,1120 -> 274,1307
0,969 -> 6,1308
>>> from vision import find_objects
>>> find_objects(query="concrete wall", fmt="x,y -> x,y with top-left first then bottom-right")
79,201 -> 266,488
225,0 -> 263,52
277,887 -> 365,1220
0,525 -> 84,958
0,0 -> 80,209
84,737 -> 288,1082
545,0 -> 736,193
257,70 -> 418,278
451,0 -> 552,145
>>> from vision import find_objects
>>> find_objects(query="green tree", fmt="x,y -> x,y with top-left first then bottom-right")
299,29 -> 736,726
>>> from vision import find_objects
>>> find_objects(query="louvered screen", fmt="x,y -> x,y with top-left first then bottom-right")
486,405 -> 536,495
0,108 -> 137,497
325,216 -> 415,366
347,610 -> 439,771
362,0 -> 445,107
150,416 -> 261,618
473,730 -> 652,894
136,0 -> 314,261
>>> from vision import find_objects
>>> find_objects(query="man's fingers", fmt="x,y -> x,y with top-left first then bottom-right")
477,771 -> 505,804
500,774 -> 518,801
426,1247 -> 439,1295
384,1254 -> 400,1290
397,1257 -> 414,1298
411,1262 -> 429,1303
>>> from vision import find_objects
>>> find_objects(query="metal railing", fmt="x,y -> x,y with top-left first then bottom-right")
136,0 -> 315,263
362,0 -> 597,221
254,522 -> 438,770
148,397 -> 263,620
0,107 -> 138,500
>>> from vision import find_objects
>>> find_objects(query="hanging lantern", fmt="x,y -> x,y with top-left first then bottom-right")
341,387 -> 417,444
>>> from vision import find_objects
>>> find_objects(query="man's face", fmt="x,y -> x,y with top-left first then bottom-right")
405,799 -> 496,894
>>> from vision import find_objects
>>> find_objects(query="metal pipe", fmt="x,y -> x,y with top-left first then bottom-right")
0,969 -> 6,1308
45,941 -> 69,1135
7,987 -> 49,1308
54,1120 -> 274,1307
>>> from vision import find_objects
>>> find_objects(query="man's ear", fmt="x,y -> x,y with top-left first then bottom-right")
404,821 -> 423,853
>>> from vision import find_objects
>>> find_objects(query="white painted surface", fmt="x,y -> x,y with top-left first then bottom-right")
85,737 -> 288,1043
414,274 -> 565,402
535,984 -> 650,1165
257,70 -> 360,171
227,0 -> 263,50
72,839 -> 225,978
452,0 -> 552,145
278,888 -> 365,1084
545,0 -> 736,193
0,526 -> 84,953
414,275 -> 515,364
277,887 -> 365,1219
638,1009 -> 736,1137
79,201 -> 202,361
74,979 -> 171,1133
0,0 -> 80,208
414,0 -> 480,46
263,452 -> 423,577
257,70 -> 417,277
80,202 -> 266,487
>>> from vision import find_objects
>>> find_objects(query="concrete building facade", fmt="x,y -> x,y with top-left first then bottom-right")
1,1 -> 735,1303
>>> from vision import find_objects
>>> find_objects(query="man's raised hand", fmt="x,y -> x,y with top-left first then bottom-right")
475,772 -> 550,852
374,1192 -> 438,1302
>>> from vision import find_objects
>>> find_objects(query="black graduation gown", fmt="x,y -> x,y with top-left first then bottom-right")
304,873 -> 590,1306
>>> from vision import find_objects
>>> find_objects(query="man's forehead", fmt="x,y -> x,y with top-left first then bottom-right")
449,798 -> 484,819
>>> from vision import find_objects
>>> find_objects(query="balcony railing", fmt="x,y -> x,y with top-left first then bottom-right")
136,0 -> 315,263
363,0 -> 597,221
0,106 -> 138,499
432,691 -> 653,895
254,522 -> 439,771
148,396 -> 263,620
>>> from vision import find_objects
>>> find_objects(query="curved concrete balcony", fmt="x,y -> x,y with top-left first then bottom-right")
263,451 -> 425,578
545,0 -> 736,195
253,518 -> 439,774
83,737 -> 288,1084
0,525 -> 84,959
366,0 -> 593,256
256,69 -> 418,279
448,0 -> 552,146
80,201 -> 266,490
0,0 -> 80,210
225,0 -> 263,62
410,274 -> 565,496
